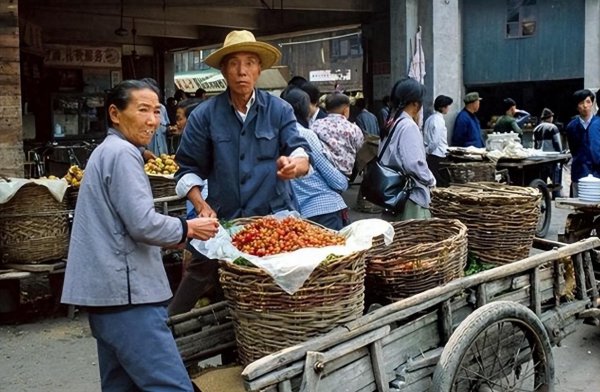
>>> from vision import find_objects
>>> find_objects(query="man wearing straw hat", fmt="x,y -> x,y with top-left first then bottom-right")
175,30 -> 311,220
171,31 -> 312,316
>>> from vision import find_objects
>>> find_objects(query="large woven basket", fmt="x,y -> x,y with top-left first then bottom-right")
365,218 -> 468,303
0,183 -> 70,264
149,175 -> 177,199
440,161 -> 496,184
431,183 -> 541,265
219,218 -> 366,365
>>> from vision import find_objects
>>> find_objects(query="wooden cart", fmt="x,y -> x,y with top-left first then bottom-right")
496,153 -> 571,238
556,198 -> 600,243
170,237 -> 600,392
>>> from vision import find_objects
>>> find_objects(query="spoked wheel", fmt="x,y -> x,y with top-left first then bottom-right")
431,301 -> 554,392
529,179 -> 552,238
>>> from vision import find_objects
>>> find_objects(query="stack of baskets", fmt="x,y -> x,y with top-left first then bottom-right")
0,183 -> 70,263
218,218 -> 366,365
439,161 -> 496,184
365,219 -> 468,303
431,183 -> 541,265
148,175 -> 177,199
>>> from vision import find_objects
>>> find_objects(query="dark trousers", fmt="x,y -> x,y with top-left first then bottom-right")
308,208 -> 350,231
426,154 -> 450,187
168,252 -> 223,317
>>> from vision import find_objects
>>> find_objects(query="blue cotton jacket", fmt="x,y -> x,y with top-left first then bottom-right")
175,89 -> 311,220
452,109 -> 485,148
566,115 -> 600,182
62,129 -> 185,307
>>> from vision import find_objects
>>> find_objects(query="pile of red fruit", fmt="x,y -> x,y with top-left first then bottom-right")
231,217 -> 345,257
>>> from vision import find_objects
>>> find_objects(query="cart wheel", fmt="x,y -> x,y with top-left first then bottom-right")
529,179 -> 552,238
431,301 -> 554,392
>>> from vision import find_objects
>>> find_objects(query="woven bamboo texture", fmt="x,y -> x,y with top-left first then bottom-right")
219,217 -> 366,365
66,187 -> 79,210
365,218 -> 468,303
431,182 -> 541,265
0,183 -> 70,264
440,161 -> 496,184
149,175 -> 177,198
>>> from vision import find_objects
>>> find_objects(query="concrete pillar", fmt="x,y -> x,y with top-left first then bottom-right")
389,0 -> 463,136
431,0 -> 463,138
0,0 -> 24,177
390,0 -> 419,83
584,0 -> 600,92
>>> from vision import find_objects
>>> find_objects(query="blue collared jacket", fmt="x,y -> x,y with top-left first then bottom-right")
566,115 -> 600,182
452,109 -> 485,148
176,89 -> 311,220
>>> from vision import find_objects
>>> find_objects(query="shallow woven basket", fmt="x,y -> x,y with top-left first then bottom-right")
149,175 -> 177,198
0,183 -> 70,264
219,217 -> 366,365
365,218 -> 468,303
431,182 -> 541,265
440,161 -> 496,184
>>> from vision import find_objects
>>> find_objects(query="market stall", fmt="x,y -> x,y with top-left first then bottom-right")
444,144 -> 571,238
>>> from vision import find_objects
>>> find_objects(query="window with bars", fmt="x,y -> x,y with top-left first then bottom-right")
506,0 -> 537,38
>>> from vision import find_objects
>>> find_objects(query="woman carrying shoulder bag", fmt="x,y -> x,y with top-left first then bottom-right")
380,78 -> 436,221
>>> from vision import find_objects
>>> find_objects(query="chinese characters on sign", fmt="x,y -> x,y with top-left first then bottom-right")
44,45 -> 121,68
309,69 -> 351,82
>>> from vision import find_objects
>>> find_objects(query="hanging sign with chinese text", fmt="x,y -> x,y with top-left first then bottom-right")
309,69 -> 351,82
44,45 -> 121,68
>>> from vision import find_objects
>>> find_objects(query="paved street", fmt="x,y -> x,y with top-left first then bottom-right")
1,187 -> 599,391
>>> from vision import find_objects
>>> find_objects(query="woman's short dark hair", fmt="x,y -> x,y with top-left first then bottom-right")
299,81 -> 321,105
281,88 -> 311,128
433,95 -> 453,112
177,98 -> 204,118
390,78 -> 425,110
105,79 -> 158,126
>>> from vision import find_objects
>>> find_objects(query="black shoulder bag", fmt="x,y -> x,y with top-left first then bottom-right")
359,119 -> 415,213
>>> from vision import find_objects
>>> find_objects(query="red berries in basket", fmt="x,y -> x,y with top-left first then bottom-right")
231,217 -> 345,257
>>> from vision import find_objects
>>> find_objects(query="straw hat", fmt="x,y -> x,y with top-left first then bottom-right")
204,30 -> 281,69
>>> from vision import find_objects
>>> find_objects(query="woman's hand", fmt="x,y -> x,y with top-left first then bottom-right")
186,217 -> 220,241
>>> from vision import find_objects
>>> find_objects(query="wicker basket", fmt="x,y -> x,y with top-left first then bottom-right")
431,183 -> 541,265
0,183 -> 70,264
149,175 -> 177,199
66,187 -> 79,210
440,161 -> 496,184
365,219 -> 468,303
219,218 -> 366,365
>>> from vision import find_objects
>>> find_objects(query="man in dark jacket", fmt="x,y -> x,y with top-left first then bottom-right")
565,89 -> 600,196
451,92 -> 485,148
175,29 -> 311,220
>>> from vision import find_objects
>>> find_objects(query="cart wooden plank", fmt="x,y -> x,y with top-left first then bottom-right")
555,197 -> 600,210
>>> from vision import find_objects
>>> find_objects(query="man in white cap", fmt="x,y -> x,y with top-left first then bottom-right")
175,30 -> 311,220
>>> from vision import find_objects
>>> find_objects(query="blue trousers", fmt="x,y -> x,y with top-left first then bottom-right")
88,304 -> 193,392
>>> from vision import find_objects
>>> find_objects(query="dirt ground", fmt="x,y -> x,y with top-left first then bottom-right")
1,190 -> 600,391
